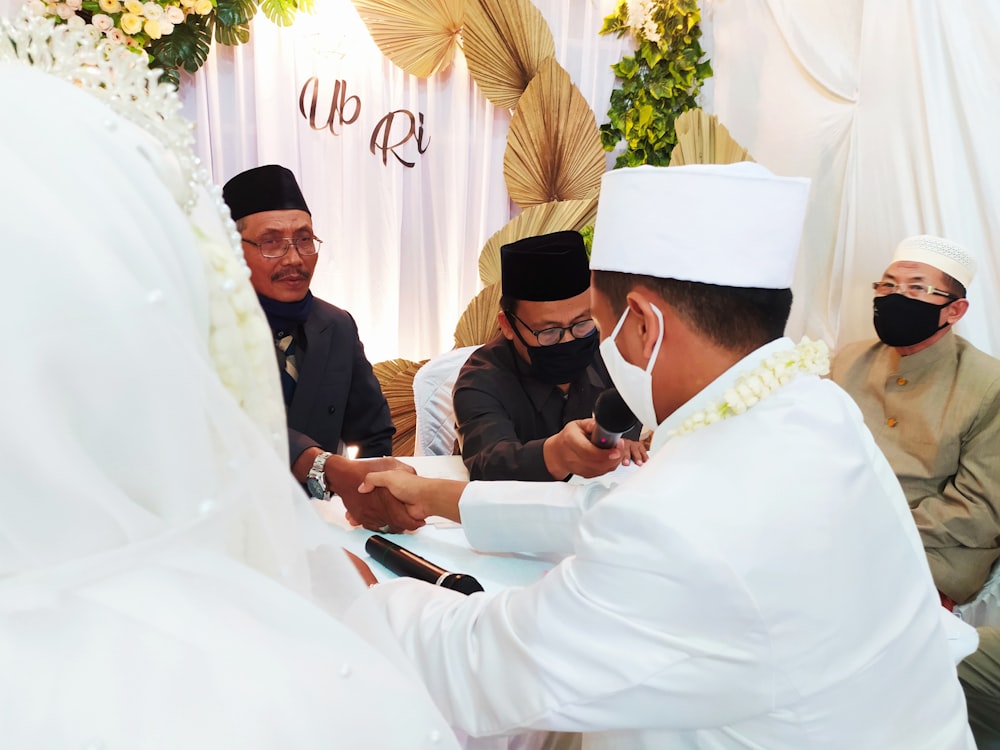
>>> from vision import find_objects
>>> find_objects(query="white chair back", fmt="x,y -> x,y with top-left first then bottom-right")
412,346 -> 481,456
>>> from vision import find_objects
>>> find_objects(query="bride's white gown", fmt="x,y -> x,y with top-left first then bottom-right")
0,38 -> 460,749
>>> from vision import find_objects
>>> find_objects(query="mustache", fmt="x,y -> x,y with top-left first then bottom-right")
271,269 -> 311,283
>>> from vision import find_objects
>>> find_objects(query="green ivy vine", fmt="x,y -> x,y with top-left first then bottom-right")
599,0 -> 712,167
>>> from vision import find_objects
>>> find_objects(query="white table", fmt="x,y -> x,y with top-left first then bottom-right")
310,455 -> 554,591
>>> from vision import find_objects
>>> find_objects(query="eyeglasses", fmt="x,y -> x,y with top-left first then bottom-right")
242,236 -> 323,259
506,310 -> 597,347
872,281 -> 958,300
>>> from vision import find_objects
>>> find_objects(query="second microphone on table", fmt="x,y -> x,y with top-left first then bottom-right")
365,534 -> 485,595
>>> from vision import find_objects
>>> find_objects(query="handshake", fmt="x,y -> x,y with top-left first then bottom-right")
323,416 -> 648,534
321,454 -> 463,534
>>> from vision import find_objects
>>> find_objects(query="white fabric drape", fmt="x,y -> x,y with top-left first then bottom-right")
6,0 -> 995,358
705,0 -> 1000,356
180,0 -> 629,364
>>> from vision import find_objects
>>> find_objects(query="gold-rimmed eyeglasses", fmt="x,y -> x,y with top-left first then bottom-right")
242,236 -> 323,259
872,281 -> 958,300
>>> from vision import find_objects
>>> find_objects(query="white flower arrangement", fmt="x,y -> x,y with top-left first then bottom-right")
670,337 -> 831,437
28,0 -> 212,50
26,0 -> 308,85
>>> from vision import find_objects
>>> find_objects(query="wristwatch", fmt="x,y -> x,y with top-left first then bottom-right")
306,451 -> 333,500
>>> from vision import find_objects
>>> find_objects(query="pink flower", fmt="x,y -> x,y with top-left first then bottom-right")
91,13 -> 114,32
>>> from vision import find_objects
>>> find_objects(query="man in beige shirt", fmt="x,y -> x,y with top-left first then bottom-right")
831,235 -> 1000,607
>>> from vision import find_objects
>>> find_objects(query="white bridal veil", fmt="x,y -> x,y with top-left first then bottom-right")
0,14 -> 458,749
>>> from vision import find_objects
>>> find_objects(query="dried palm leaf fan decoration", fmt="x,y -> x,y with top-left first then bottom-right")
462,0 -> 555,110
669,109 -> 753,166
352,0 -> 465,78
373,357 -> 413,386
504,57 -> 605,209
478,197 -> 598,286
373,358 -> 428,456
454,282 -> 502,348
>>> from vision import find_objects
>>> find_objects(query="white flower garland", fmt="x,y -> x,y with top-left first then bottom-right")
0,12 -> 286,446
669,337 -> 831,437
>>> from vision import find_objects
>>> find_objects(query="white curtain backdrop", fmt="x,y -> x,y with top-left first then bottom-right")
178,0 -> 630,364
3,0 -> 996,359
705,0 -> 1000,356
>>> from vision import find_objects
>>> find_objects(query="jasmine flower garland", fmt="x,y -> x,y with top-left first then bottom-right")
670,338 -> 831,437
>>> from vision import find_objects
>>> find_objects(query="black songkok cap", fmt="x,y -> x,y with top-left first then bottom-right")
500,230 -> 590,302
222,165 -> 310,221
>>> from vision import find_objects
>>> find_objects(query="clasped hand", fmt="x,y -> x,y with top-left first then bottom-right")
338,419 -> 648,532
325,455 -> 424,534
542,417 -> 647,480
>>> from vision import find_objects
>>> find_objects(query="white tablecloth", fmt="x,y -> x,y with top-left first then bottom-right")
310,455 -> 554,590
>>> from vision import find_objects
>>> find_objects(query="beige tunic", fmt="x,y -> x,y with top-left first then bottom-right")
832,332 -> 1000,603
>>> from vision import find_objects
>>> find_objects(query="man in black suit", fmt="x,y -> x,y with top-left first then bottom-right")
223,165 -> 420,533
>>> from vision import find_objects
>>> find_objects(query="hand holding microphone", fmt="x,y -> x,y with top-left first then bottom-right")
590,388 -> 637,449
365,535 -> 484,595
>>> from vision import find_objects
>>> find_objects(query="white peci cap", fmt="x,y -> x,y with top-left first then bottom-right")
589,163 -> 811,289
891,234 -> 976,289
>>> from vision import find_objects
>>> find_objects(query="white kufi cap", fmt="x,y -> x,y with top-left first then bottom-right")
590,163 -> 811,288
892,234 -> 976,289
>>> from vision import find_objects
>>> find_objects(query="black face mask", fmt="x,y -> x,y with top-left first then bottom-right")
873,293 -> 954,347
523,333 -> 599,385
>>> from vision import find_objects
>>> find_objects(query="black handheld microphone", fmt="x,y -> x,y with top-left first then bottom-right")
365,535 -> 485,595
590,387 -> 637,449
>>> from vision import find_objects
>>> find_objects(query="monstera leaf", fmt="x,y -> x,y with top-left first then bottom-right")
148,14 -> 212,77
260,0 -> 313,26
213,0 -> 255,46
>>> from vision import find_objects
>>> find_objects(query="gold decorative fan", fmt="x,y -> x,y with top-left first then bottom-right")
454,282 -> 502,348
352,0 -> 464,78
669,109 -> 754,166
503,57 -> 605,208
373,357 -> 412,385
373,358 -> 429,456
462,0 -> 555,110
478,197 -> 598,286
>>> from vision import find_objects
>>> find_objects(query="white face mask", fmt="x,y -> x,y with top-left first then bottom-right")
599,304 -> 664,431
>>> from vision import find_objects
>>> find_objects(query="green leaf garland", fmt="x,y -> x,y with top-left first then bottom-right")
600,0 -> 712,168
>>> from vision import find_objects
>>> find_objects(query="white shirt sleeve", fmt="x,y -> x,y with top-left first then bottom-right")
362,491 -> 772,737
459,480 -> 610,557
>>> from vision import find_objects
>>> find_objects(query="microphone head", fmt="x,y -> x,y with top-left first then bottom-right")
440,573 -> 485,595
593,388 -> 636,433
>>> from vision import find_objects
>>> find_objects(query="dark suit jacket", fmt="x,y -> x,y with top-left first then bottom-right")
285,298 -> 394,464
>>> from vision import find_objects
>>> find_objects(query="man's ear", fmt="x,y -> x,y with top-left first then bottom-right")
625,291 -> 663,361
945,298 -> 969,326
498,310 -> 515,341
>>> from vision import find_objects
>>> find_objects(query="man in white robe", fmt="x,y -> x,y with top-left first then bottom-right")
355,164 -> 975,749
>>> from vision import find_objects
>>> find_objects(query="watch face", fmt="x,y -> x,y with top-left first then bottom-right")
306,475 -> 325,499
